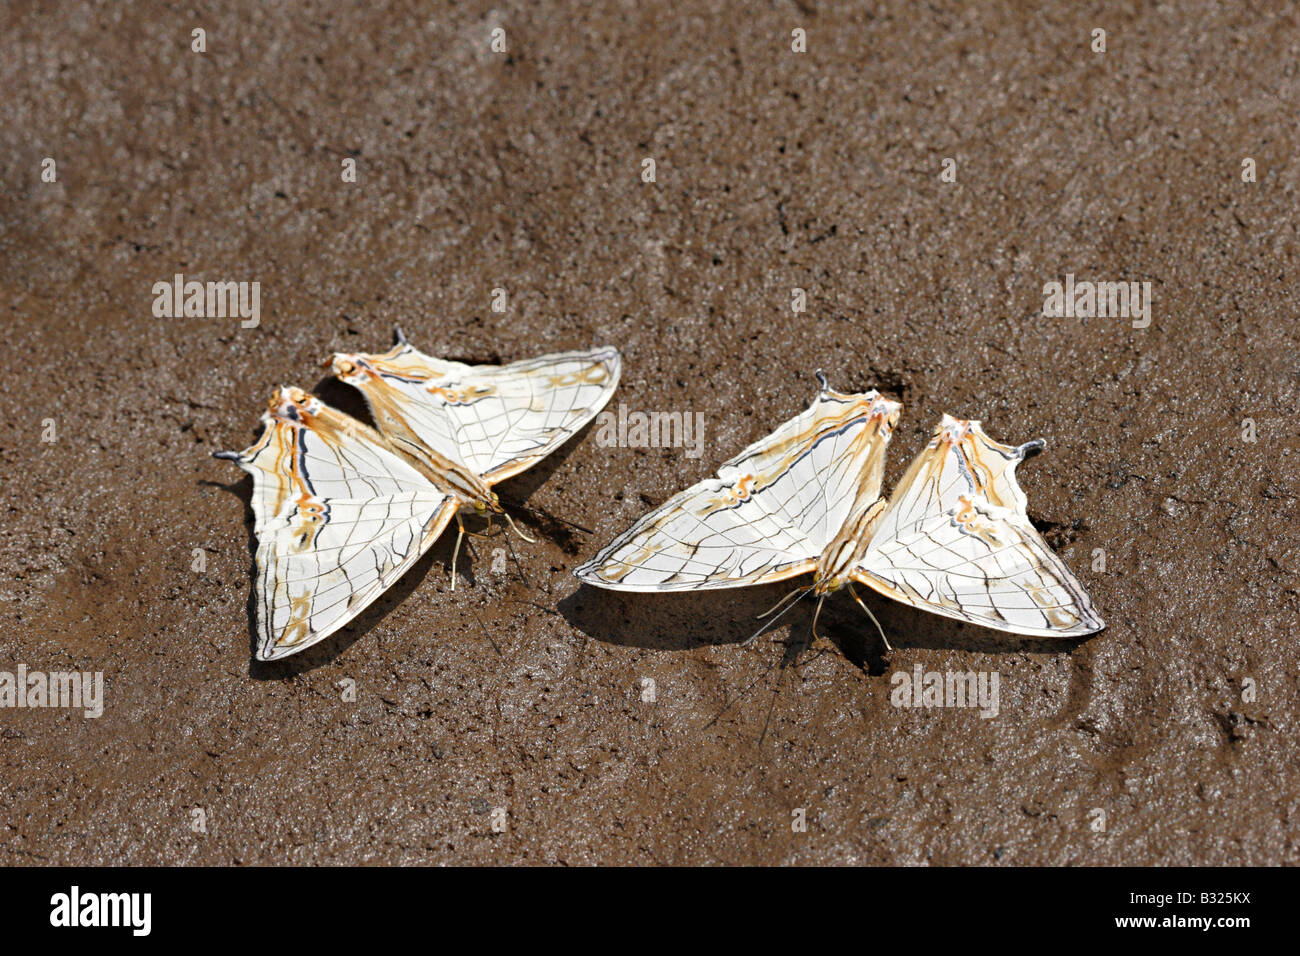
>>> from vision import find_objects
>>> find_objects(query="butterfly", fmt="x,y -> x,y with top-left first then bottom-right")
575,372 -> 1103,645
215,329 -> 620,661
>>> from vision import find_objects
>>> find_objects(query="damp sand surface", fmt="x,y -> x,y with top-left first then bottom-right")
1,1 -> 1297,864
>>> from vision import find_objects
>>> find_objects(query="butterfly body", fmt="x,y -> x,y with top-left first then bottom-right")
812,497 -> 888,595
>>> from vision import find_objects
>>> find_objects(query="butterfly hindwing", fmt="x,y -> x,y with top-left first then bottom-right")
852,416 -> 1104,636
219,387 -> 458,661
575,385 -> 901,590
331,338 -> 621,484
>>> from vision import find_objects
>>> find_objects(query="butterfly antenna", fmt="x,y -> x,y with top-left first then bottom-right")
470,605 -> 504,657
848,581 -> 893,652
741,586 -> 813,647
502,529 -> 533,590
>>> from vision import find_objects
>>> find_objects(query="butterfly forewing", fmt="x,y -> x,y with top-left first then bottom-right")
853,416 -> 1104,636
220,388 -> 458,660
575,386 -> 899,591
333,341 -> 621,484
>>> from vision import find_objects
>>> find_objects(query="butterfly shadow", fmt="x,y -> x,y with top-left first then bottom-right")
559,582 -> 1092,677
557,581 -> 829,651
311,373 -> 371,422
860,596 -> 1095,658
490,436 -> 599,557
560,585 -> 886,749
558,582 -> 887,675
201,473 -> 474,678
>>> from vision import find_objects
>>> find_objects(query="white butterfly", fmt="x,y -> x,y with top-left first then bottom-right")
216,331 -> 620,661
575,373 -> 1103,643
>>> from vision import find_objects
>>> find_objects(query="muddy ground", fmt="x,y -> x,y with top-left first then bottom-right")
1,0 -> 1297,865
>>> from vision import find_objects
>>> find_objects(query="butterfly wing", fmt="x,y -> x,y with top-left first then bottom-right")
330,336 -> 620,484
852,416 -> 1104,636
216,387 -> 458,661
576,383 -> 901,591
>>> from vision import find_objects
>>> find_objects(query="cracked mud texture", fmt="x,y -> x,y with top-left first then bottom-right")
1,0 -> 1297,865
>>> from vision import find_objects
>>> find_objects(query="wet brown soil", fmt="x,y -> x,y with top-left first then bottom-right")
1,1 -> 1297,864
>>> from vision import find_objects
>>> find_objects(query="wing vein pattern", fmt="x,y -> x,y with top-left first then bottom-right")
854,416 -> 1103,636
576,387 -> 897,591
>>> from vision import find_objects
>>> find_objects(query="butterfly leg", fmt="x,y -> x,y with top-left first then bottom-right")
848,581 -> 893,652
502,530 -> 532,589
501,510 -> 537,544
450,517 -> 467,591
461,519 -> 503,539
810,594 -> 827,645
